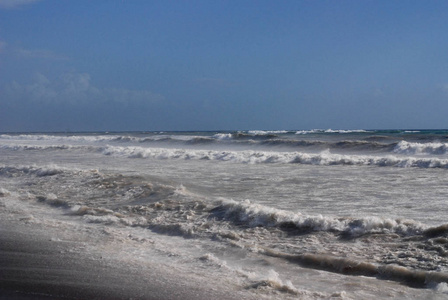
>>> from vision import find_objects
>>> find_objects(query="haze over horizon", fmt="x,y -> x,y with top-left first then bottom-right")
1,0 -> 447,132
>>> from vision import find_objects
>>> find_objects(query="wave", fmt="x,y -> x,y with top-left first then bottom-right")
211,199 -> 426,237
247,130 -> 290,135
0,143 -> 86,152
215,132 -> 280,140
394,141 -> 448,155
5,132 -> 448,156
5,163 -> 444,241
0,133 -> 184,144
210,199 -> 448,287
3,138 -> 446,168
102,146 -> 448,168
295,129 -> 370,135
0,134 -> 121,143
0,133 -> 223,147
260,248 -> 448,287
0,165 -> 70,177
258,139 -> 393,151
5,163 -> 448,291
0,133 -> 395,155
0,144 -> 68,151
245,269 -> 332,297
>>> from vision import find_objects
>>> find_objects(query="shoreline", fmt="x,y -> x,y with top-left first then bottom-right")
0,202 -> 255,300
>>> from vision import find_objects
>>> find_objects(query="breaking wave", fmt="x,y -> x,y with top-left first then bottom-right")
3,132 -> 448,156
102,146 -> 448,168
247,130 -> 290,135
260,249 -> 448,287
394,141 -> 448,155
0,144 -> 87,151
295,129 -> 370,134
0,134 -> 121,143
211,199 -> 426,237
0,165 -> 70,177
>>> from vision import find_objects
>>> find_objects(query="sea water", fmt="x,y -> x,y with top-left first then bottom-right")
1,129 -> 448,299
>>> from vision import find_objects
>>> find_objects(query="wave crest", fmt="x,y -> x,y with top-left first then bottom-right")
211,199 -> 425,237
102,146 -> 448,168
394,141 -> 448,155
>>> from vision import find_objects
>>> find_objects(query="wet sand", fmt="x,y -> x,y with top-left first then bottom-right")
0,207 -> 255,300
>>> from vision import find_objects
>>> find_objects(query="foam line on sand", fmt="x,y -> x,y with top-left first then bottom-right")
0,208 -> 253,300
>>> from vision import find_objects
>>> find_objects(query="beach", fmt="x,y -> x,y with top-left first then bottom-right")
0,193 -> 258,300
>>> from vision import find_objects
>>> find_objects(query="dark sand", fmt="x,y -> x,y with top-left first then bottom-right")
0,209 -> 256,300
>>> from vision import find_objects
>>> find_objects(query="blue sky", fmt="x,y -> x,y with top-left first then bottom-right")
1,0 -> 447,131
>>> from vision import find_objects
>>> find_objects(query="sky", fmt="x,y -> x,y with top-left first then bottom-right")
1,0 -> 448,132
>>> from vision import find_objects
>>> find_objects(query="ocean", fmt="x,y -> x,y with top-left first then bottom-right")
1,129 -> 448,299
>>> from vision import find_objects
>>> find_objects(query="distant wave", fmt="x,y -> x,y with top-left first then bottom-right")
247,130 -> 290,135
1,133 -> 383,150
0,134 -> 123,143
0,144 -> 98,153
295,129 -> 370,135
212,133 -> 233,140
102,146 -> 448,168
258,139 -> 393,152
3,132 -> 448,155
0,133 -> 214,145
214,132 -> 280,140
0,144 -> 70,151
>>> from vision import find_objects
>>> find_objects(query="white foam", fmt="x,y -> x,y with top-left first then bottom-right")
216,199 -> 426,236
295,129 -> 323,134
325,129 -> 369,134
199,253 -> 229,268
83,214 -> 122,225
212,133 -> 233,140
394,141 -> 448,155
244,269 -> 334,298
0,134 -> 120,143
295,129 -> 369,134
247,130 -> 289,135
0,187 -> 11,197
101,145 -> 448,168
431,282 -> 448,294
0,164 -> 70,177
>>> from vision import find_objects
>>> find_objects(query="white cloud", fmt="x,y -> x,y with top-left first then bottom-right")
0,0 -> 41,9
4,72 -> 164,105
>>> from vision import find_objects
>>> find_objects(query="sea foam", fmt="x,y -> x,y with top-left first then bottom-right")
394,141 -> 448,155
212,199 -> 426,237
101,145 -> 448,168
